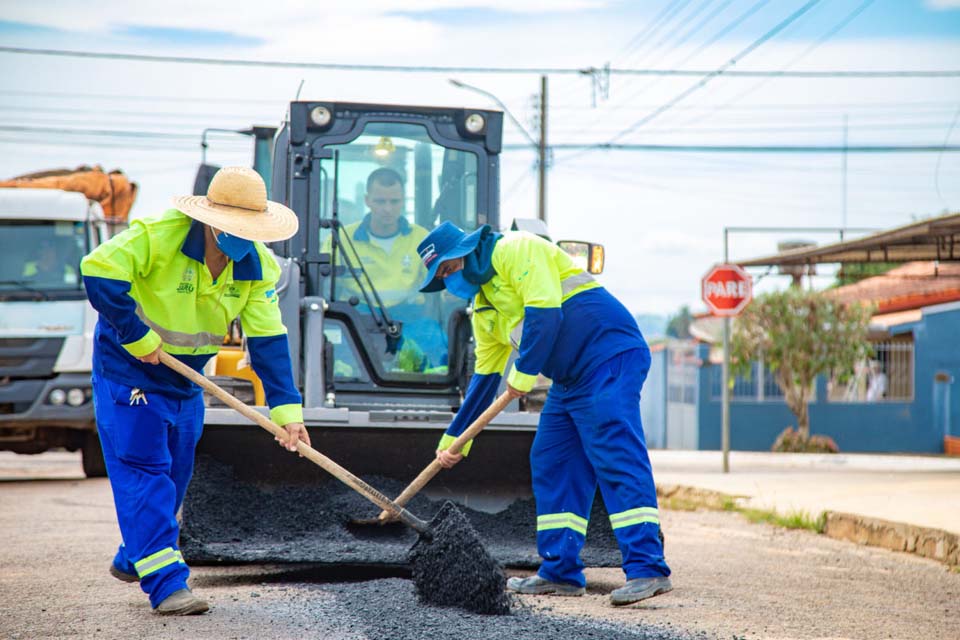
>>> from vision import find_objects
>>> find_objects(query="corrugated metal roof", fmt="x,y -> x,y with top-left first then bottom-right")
739,212 -> 960,266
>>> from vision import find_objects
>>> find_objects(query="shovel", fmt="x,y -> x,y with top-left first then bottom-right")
371,390 -> 513,523
157,351 -> 430,535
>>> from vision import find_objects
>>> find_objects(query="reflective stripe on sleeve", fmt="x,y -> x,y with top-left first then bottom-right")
134,547 -> 182,578
560,272 -> 595,297
536,512 -> 588,536
135,303 -> 225,349
608,507 -> 660,530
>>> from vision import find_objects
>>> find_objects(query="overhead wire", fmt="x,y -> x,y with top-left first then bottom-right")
668,0 -> 879,131
556,0 -> 826,164
1,46 -> 957,78
620,0 -> 712,68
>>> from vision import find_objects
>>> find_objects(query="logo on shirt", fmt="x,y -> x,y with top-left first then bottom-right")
401,255 -> 412,271
225,285 -> 241,299
181,267 -> 195,282
176,282 -> 195,294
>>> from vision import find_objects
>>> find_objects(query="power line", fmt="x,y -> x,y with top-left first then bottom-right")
635,0 -> 736,71
1,46 -> 958,78
673,0 -> 879,129
616,0 -> 694,60
562,0 -> 826,161
623,0 -> 714,68
5,125 -> 956,154
543,143 -> 960,153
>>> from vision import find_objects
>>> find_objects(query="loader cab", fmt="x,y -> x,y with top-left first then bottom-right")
271,102 -> 503,410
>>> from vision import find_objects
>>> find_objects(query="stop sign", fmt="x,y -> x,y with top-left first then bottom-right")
702,264 -> 753,317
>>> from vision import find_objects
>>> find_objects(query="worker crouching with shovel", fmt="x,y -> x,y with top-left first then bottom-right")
417,221 -> 672,606
80,167 -> 310,615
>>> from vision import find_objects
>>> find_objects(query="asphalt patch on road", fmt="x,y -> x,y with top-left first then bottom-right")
410,501 -> 511,615
316,578 -> 699,640
181,454 -> 623,568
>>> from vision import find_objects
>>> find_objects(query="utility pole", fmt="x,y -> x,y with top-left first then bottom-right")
537,75 -> 548,224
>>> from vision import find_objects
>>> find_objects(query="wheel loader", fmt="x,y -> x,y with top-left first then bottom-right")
180,101 -> 621,569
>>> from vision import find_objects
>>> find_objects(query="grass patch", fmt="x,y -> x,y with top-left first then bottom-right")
668,492 -> 826,534
658,496 -> 704,512
737,507 -> 826,533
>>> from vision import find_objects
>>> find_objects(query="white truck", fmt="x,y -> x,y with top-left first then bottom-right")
0,188 -> 113,476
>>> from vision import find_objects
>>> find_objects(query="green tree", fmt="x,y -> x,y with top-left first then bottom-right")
666,305 -> 693,339
730,288 -> 874,438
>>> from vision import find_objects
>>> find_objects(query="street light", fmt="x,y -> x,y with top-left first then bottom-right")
449,77 -> 548,224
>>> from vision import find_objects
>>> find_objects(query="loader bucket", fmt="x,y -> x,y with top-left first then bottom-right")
179,420 -> 625,569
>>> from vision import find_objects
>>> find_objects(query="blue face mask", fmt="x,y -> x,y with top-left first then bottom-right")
215,231 -> 254,261
444,270 -> 480,300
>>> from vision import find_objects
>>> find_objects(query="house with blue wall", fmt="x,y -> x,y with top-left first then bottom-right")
644,262 -> 960,454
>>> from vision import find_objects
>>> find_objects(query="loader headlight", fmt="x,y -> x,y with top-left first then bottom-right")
310,106 -> 332,127
66,388 -> 87,407
48,389 -> 66,405
464,113 -> 486,134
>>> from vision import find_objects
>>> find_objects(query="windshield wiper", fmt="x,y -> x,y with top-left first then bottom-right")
0,280 -> 50,300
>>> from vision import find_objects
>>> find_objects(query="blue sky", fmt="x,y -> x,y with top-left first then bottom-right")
0,0 -> 958,314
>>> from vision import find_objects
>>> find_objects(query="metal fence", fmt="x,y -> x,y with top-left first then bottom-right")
828,339 -> 914,402
710,362 -> 786,402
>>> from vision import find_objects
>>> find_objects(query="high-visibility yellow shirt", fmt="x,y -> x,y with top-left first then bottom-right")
80,209 -> 302,425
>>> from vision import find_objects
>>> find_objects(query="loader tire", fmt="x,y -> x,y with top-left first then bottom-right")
82,429 -> 107,478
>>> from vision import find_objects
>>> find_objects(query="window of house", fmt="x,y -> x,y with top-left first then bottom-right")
827,336 -> 914,402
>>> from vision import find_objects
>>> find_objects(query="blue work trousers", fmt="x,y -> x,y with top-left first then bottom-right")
92,374 -> 204,608
532,348 -> 670,587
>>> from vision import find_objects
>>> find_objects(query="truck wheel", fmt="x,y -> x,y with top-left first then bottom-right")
82,430 -> 108,478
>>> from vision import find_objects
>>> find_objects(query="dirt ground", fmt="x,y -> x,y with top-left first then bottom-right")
1,451 -> 958,640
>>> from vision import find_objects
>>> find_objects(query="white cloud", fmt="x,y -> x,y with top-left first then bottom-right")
2,1 -> 612,33
925,0 -> 960,9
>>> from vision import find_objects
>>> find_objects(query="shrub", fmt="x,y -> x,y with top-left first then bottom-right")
772,426 -> 839,454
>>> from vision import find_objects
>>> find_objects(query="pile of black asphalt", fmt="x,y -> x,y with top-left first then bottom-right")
311,578 -> 702,640
181,454 -> 622,569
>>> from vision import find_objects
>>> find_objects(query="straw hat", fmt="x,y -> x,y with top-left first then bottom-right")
172,166 -> 298,241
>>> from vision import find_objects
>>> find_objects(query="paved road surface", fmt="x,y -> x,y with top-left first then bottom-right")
1,451 -> 958,639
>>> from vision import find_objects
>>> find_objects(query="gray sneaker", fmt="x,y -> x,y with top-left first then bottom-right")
506,575 -> 585,596
109,563 -> 139,583
610,576 -> 673,606
155,589 -> 209,616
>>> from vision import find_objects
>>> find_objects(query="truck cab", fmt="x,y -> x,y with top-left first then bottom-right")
0,188 -> 112,476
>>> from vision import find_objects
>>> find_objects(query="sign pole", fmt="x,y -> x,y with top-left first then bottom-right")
722,228 -> 730,473
702,238 -> 752,474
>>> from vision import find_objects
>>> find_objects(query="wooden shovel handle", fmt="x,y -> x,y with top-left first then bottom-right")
377,390 -> 513,520
157,351 -> 425,530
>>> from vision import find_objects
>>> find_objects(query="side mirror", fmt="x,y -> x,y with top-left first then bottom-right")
557,240 -> 605,275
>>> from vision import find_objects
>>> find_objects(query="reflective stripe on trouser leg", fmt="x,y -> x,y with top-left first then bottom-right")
530,398 -> 597,588
556,348 -> 671,579
92,375 -> 202,607
609,507 -> 660,530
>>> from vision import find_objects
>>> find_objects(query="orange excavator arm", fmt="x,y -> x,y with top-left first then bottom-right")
0,165 -> 138,224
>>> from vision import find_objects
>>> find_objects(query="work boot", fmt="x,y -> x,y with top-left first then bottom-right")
610,576 -> 673,606
109,563 -> 138,583
506,575 -> 585,596
155,589 -> 209,616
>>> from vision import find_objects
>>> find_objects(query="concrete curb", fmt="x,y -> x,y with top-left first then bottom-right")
657,483 -> 960,569
823,512 -> 959,567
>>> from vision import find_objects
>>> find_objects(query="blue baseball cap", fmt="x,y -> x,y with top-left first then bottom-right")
417,221 -> 486,292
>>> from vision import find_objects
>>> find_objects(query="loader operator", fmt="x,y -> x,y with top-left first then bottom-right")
80,166 -> 309,616
417,221 -> 672,606
326,168 -> 444,370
